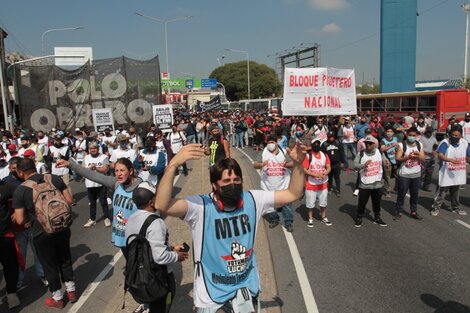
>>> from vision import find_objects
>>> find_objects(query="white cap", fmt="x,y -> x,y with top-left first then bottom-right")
137,181 -> 156,195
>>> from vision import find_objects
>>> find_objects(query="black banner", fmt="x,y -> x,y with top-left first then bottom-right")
196,95 -> 221,112
15,56 -> 161,132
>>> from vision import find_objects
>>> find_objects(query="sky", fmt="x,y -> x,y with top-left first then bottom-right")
0,0 -> 467,84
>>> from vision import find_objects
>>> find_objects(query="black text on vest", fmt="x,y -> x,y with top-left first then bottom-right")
215,214 -> 251,240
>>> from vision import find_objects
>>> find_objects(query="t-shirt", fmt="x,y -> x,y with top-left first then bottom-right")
12,174 -> 67,237
110,148 -> 137,164
168,132 -> 186,154
0,181 -> 17,235
303,151 -> 330,191
83,154 -> 110,188
260,147 -> 291,191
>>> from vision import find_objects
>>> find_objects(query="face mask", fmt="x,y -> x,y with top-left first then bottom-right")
105,132 -> 111,136
91,152 -> 99,157
466,118 -> 470,123
361,121 -> 366,124
449,136 -> 460,145
119,142 -> 128,149
54,143 -> 62,148
21,144 -> 29,149
267,143 -> 276,152
296,131 -> 303,137
425,132 -> 432,137
386,132 -> 393,138
312,145 -> 321,152
213,133 -> 221,140
145,144 -> 155,151
407,136 -> 416,143
218,183 -> 243,209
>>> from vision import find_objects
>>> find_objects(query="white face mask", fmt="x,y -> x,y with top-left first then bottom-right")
267,143 -> 277,152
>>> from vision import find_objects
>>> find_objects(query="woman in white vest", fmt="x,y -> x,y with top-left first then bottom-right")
431,126 -> 470,216
394,127 -> 425,220
352,135 -> 390,227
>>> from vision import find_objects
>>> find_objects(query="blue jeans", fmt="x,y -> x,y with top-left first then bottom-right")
16,229 -> 45,284
235,132 -> 244,148
197,132 -> 205,145
395,175 -> 421,214
264,205 -> 293,226
187,134 -> 196,144
342,142 -> 357,168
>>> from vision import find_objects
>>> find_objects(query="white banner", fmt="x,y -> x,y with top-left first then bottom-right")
92,108 -> 114,132
153,104 -> 174,133
282,67 -> 357,116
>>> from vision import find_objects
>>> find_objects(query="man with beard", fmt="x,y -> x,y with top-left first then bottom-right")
155,142 -> 306,312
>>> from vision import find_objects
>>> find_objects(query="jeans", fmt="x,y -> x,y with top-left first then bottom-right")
264,205 -> 293,226
357,188 -> 382,218
328,165 -> 341,193
187,134 -> 196,144
197,132 -> 205,145
395,176 -> 421,214
433,185 -> 460,211
235,132 -> 244,148
34,228 -> 74,293
0,236 -> 19,293
87,186 -> 109,220
421,154 -> 435,188
16,228 -> 45,285
342,142 -> 357,168
383,164 -> 397,193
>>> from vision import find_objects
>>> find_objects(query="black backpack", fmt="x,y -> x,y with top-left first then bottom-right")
123,215 -> 170,304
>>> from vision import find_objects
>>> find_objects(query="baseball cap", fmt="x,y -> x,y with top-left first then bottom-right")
364,135 -> 376,143
23,149 -> 35,158
465,112 -> 470,117
75,128 -> 80,132
7,144 -> 16,151
311,137 -> 321,144
132,182 -> 157,209
327,131 -> 336,138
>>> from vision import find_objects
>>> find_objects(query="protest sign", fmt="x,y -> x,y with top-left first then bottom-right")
282,67 -> 357,116
92,108 -> 114,132
153,104 -> 173,133
196,95 -> 221,112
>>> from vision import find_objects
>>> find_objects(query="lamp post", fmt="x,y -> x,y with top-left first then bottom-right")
135,12 -> 192,92
463,4 -> 470,85
217,82 -> 227,102
225,48 -> 250,99
217,55 -> 225,66
41,26 -> 84,55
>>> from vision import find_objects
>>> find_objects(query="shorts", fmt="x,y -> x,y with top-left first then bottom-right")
305,189 -> 328,208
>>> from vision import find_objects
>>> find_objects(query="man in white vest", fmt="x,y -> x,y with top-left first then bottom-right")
431,126 -> 470,216
352,135 -> 390,227
459,112 -> 470,143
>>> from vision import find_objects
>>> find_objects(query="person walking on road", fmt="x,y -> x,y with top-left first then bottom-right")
430,126 -> 470,216
394,127 -> 425,220
253,134 -> 294,232
353,135 -> 390,227
380,127 -> 398,198
419,127 -> 438,191
155,142 -> 306,312
321,131 -> 345,197
205,125 -> 230,167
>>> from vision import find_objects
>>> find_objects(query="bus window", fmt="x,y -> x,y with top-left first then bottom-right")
418,96 -> 436,112
360,99 -> 372,111
385,97 -> 400,111
372,98 -> 385,111
401,97 -> 416,112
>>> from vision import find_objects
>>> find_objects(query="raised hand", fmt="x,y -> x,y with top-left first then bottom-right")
287,141 -> 307,165
168,144 -> 205,168
55,159 -> 70,168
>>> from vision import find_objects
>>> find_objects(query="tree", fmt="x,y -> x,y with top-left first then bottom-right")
210,61 -> 281,101
356,83 -> 380,95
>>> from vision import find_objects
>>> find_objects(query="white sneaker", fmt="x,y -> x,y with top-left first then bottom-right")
83,219 -> 96,228
104,218 -> 111,227
322,218 -> 333,226
307,219 -> 314,228
40,276 -> 49,287
107,197 -> 112,205
353,189 -> 359,196
7,293 -> 20,309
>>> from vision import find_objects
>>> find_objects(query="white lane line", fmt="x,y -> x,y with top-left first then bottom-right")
456,219 -> 470,229
68,174 -> 182,313
237,147 -> 320,313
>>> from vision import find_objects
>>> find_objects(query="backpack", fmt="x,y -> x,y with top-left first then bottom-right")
124,215 -> 170,304
22,174 -> 72,234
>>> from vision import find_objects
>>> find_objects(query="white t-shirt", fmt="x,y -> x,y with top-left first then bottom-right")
110,148 -> 137,164
341,125 -> 356,144
260,147 -> 291,191
137,150 -> 163,185
49,145 -> 70,176
0,164 -> 9,180
37,136 -> 49,155
183,190 -> 275,308
83,154 -> 109,188
460,121 -> 470,143
74,138 -> 87,162
168,132 -> 186,154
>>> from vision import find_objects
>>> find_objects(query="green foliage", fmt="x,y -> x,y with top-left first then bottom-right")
209,61 -> 281,101
458,78 -> 470,89
356,83 -> 380,94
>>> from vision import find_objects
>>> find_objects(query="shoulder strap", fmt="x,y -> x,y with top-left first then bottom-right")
139,214 -> 160,237
277,145 -> 287,158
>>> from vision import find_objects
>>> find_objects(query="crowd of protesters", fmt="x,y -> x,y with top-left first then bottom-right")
0,108 -> 469,312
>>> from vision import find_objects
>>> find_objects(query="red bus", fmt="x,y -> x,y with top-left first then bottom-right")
356,89 -> 470,133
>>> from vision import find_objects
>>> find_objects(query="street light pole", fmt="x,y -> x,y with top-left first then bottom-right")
41,26 -> 84,55
135,12 -> 193,94
225,48 -> 250,99
463,4 -> 470,85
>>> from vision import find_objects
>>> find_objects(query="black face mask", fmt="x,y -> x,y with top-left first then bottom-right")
449,136 -> 460,145
217,183 -> 243,209
54,143 -> 62,148
466,118 -> 470,123
21,144 -> 29,149
312,145 -> 321,152
213,133 -> 221,140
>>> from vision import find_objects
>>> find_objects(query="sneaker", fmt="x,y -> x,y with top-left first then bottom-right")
133,304 -> 146,313
104,218 -> 112,227
45,297 -> 64,309
107,197 -> 112,205
452,209 -> 467,216
83,219 -> 96,228
353,189 -> 359,196
7,293 -> 20,309
40,276 -> 49,287
430,208 -> 440,216
321,218 -> 332,226
373,218 -> 388,227
410,212 -> 423,220
268,220 -> 279,228
307,219 -> 314,228
67,291 -> 78,303
354,217 -> 362,228
285,224 -> 294,232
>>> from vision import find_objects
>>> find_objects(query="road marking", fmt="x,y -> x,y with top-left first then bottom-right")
456,219 -> 470,229
67,173 -> 181,313
237,147 -> 320,313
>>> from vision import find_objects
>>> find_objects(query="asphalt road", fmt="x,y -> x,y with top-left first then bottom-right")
1,147 -> 470,313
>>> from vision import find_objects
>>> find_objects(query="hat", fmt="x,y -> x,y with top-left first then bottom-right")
23,149 -> 35,157
466,112 -> 470,117
132,182 -> 157,209
7,144 -> 16,151
311,137 -> 321,144
51,128 -> 57,132
327,131 -> 336,138
364,135 -> 376,143
116,133 -> 128,142
75,128 -> 81,132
